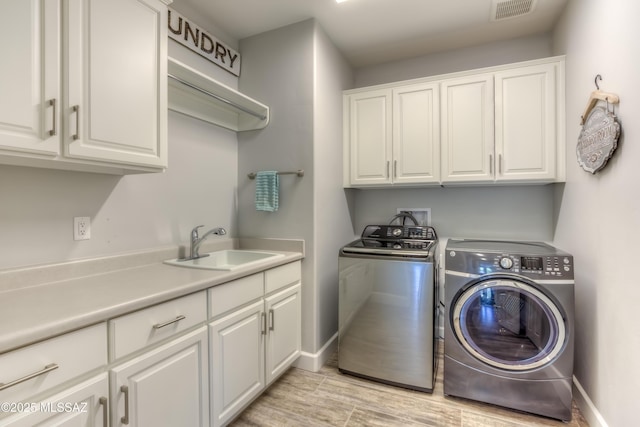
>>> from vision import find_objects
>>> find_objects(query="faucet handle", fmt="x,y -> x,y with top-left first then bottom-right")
191,225 -> 204,239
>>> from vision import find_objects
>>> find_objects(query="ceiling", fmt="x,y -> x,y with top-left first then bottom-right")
175,0 -> 568,67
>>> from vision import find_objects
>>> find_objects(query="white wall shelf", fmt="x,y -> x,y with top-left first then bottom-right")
168,57 -> 270,131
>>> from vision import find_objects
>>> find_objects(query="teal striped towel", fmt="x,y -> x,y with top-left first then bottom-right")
255,171 -> 279,212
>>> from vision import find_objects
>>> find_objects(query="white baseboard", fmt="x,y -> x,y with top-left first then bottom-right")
573,376 -> 608,427
293,332 -> 338,372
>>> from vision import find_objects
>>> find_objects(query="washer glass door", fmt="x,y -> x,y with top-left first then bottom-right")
452,279 -> 565,370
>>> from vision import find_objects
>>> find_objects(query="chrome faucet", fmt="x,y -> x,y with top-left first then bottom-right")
188,225 -> 227,260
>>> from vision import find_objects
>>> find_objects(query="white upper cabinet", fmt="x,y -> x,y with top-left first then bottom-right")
347,89 -> 392,186
64,0 -> 168,170
494,62 -> 560,182
343,56 -> 565,188
0,0 -> 60,157
0,0 -> 170,174
440,74 -> 495,183
393,83 -> 440,185
346,83 -> 440,187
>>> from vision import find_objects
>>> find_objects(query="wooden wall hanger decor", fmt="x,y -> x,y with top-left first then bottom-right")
577,75 -> 621,174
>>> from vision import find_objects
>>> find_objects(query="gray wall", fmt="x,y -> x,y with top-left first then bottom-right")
237,21 -> 317,353
313,24 -> 356,351
238,20 -> 356,357
552,1 -> 639,425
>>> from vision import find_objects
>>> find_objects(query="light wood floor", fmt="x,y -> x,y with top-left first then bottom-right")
231,342 -> 589,427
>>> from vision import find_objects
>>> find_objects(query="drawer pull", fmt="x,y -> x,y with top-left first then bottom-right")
120,385 -> 130,425
99,396 -> 108,427
0,363 -> 59,391
48,98 -> 57,136
71,105 -> 80,140
269,309 -> 275,331
153,315 -> 186,329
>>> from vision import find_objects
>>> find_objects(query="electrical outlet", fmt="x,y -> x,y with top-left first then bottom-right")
73,216 -> 91,241
396,208 -> 431,226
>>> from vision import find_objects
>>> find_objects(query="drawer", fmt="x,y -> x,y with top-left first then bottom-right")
109,291 -> 206,360
209,273 -> 263,319
265,261 -> 301,294
0,323 -> 106,404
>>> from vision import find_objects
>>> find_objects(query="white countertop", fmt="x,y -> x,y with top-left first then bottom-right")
0,239 -> 303,354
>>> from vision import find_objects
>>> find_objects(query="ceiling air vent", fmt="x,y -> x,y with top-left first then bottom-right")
491,0 -> 537,21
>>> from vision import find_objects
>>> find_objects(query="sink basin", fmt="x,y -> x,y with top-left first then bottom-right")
164,250 -> 284,271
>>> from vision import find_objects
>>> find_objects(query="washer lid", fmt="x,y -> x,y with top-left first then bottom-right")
447,239 -> 569,256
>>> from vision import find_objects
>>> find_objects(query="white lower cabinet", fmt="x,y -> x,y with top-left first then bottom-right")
265,284 -> 302,384
209,262 -> 302,427
0,374 -> 109,427
0,323 -> 107,426
0,260 -> 301,427
209,300 -> 265,426
110,327 -> 209,427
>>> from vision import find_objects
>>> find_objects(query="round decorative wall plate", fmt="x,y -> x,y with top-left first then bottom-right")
577,106 -> 621,174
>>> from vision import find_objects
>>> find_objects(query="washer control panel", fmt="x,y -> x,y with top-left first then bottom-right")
361,225 -> 437,241
447,246 -> 574,280
492,254 -> 573,278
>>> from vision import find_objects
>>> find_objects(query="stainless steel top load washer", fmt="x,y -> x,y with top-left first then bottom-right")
338,223 -> 439,392
444,239 -> 575,421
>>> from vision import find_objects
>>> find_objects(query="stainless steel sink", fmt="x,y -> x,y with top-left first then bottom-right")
164,249 -> 284,271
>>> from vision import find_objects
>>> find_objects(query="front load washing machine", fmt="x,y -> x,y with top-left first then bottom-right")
444,239 -> 574,421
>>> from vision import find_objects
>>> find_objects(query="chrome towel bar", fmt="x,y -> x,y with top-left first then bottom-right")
248,170 -> 304,179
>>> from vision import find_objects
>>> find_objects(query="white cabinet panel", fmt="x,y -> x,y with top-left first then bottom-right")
0,374 -> 109,427
109,291 -> 207,361
65,0 -> 167,169
111,327 -> 209,427
495,62 -> 558,182
265,283 -> 301,384
209,301 -> 265,427
393,83 -> 440,184
348,89 -> 392,186
0,0 -> 60,156
440,74 -> 495,183
0,323 -> 106,405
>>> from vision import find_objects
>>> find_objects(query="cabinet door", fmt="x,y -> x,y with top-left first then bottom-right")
393,83 -> 440,184
495,63 -> 558,182
348,89 -> 392,186
111,327 -> 209,427
0,374 -> 108,427
441,74 -> 494,183
265,283 -> 301,385
65,0 -> 167,169
209,300 -> 265,427
0,0 -> 60,157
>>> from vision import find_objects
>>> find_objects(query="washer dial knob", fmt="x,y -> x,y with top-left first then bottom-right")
499,257 -> 514,269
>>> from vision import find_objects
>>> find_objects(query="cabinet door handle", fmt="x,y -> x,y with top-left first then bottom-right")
72,105 -> 80,140
261,312 -> 267,335
499,154 -> 503,174
269,309 -> 275,331
120,385 -> 130,425
393,160 -> 397,178
99,397 -> 108,427
48,99 -> 57,136
489,154 -> 493,175
386,161 -> 390,178
153,315 -> 186,329
0,363 -> 59,391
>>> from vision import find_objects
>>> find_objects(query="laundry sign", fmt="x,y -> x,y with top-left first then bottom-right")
168,9 -> 241,76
